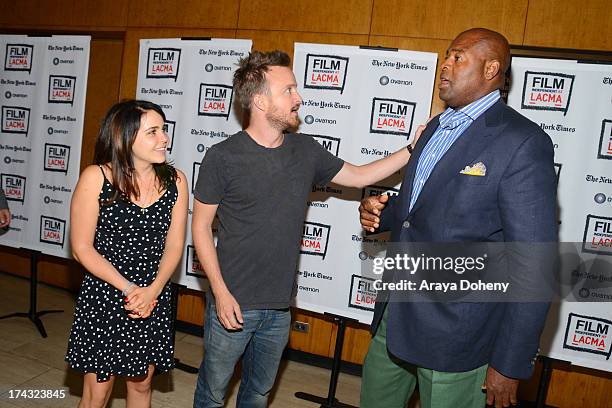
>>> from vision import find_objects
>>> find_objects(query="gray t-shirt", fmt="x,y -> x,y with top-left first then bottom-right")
194,131 -> 344,310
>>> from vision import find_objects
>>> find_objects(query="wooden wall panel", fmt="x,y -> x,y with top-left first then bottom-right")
236,30 -> 368,59
370,0 -> 528,44
337,324 -> 371,364
237,0 -> 373,35
127,0 -> 239,29
118,28 -> 237,100
289,309 -> 334,357
369,35 -> 449,116
176,290 -> 205,325
70,0 -> 128,28
544,366 -> 612,408
524,0 -> 612,51
80,39 -> 124,170
0,0 -> 128,30
0,0 -> 73,28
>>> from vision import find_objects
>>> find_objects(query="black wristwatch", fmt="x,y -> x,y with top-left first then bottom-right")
406,144 -> 413,153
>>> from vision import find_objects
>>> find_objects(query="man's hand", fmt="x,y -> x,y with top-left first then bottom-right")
359,194 -> 389,233
0,208 -> 10,228
215,291 -> 244,330
484,366 -> 519,407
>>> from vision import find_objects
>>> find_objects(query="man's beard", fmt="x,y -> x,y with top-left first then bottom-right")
266,105 -> 300,132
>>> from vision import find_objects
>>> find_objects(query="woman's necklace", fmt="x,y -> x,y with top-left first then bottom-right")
138,174 -> 156,213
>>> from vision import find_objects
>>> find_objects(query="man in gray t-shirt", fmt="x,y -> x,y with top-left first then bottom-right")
194,130 -> 343,311
192,50 -> 418,408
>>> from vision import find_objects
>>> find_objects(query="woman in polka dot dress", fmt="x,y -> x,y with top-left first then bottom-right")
66,100 -> 188,407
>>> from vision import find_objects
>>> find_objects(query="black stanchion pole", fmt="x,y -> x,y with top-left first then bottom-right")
170,282 -> 199,374
0,249 -> 63,338
294,313 -> 359,408
535,356 -> 553,408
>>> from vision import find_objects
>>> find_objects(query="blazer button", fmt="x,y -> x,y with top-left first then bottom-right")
402,220 -> 410,228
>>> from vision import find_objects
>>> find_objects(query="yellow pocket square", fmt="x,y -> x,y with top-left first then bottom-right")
459,162 -> 486,176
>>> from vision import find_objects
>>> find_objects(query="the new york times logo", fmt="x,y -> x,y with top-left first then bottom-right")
146,48 -> 181,81
521,71 -> 575,115
48,75 -> 76,105
39,215 -> 66,247
582,214 -> 612,256
361,185 -> 399,200
163,120 -> 176,153
5,44 -> 33,73
198,83 -> 233,120
311,134 -> 341,157
1,174 -> 26,203
301,221 -> 331,259
186,245 -> 206,278
192,162 -> 200,194
563,313 -> 611,360
370,97 -> 416,137
44,143 -> 70,173
304,54 -> 349,93
1,106 -> 30,136
348,275 -> 376,311
597,119 -> 612,160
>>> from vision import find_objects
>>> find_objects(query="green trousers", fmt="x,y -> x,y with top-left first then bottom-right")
360,308 -> 487,408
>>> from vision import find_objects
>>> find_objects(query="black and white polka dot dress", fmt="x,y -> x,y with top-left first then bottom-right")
66,169 -> 178,382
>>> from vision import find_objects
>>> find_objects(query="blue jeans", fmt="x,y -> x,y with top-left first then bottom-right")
193,299 -> 291,408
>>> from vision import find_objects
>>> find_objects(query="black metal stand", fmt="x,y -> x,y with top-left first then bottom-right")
294,313 -> 359,408
170,282 -> 199,374
0,249 -> 63,338
535,356 -> 553,407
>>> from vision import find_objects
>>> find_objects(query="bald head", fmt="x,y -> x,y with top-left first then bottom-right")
438,28 -> 510,108
457,28 -> 510,86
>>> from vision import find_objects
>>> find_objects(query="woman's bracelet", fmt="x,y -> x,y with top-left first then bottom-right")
122,281 -> 135,296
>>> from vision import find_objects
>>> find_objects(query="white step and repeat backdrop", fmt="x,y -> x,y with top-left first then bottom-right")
135,38 -> 252,292
136,41 -> 612,373
0,35 -> 90,258
508,57 -> 612,372
292,43 -> 437,323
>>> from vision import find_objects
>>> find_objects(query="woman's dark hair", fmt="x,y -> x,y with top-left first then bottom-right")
93,99 -> 176,203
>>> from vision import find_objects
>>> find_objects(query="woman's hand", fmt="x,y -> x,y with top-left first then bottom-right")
124,285 -> 158,318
